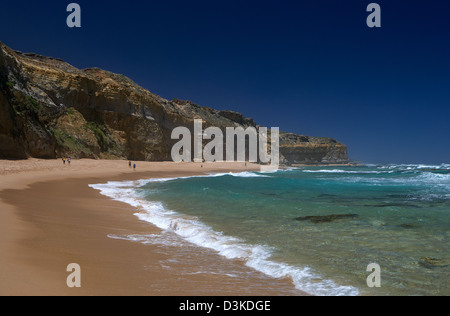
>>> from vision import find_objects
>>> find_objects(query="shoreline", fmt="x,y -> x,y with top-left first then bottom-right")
0,159 -> 307,296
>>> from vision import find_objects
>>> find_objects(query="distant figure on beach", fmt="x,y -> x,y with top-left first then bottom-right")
62,158 -> 66,165
133,163 -> 136,170
68,157 -> 71,165
129,161 -> 132,168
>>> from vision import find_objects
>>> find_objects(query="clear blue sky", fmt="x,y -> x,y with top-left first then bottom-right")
1,0 -> 449,164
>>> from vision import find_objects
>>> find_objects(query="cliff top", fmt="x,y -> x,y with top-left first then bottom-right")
1,41 -> 348,164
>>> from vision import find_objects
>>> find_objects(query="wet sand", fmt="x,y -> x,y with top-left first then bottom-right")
0,159 -> 306,296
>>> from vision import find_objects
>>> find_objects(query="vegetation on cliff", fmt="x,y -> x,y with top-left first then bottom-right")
0,42 -> 349,164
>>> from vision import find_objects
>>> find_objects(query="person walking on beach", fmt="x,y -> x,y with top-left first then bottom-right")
62,158 -> 66,165
129,161 -> 132,168
68,157 -> 71,166
133,163 -> 136,171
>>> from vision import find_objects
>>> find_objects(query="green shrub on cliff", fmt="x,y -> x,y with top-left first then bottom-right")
26,96 -> 41,114
48,126 -> 93,155
65,107 -> 75,115
84,121 -> 117,153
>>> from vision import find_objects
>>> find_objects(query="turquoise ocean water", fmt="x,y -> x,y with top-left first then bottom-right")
91,164 -> 450,296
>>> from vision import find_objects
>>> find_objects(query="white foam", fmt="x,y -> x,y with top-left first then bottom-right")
108,233 -> 188,248
207,171 -> 271,178
89,175 -> 360,296
418,172 -> 450,183
277,167 -> 298,172
301,169 -> 386,174
381,163 -> 450,171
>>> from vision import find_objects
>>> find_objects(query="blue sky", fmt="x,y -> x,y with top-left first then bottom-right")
1,0 -> 449,164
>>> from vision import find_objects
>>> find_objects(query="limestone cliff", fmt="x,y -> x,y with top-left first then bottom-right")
0,42 -> 349,165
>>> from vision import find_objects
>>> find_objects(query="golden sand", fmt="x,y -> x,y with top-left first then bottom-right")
0,159 -> 305,296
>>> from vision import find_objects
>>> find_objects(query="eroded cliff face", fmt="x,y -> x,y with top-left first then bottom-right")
0,42 -> 349,165
279,133 -> 349,165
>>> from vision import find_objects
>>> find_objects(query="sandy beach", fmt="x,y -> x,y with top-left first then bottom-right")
0,159 -> 305,296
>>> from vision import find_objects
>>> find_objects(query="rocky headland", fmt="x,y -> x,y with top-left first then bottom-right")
0,42 -> 349,165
